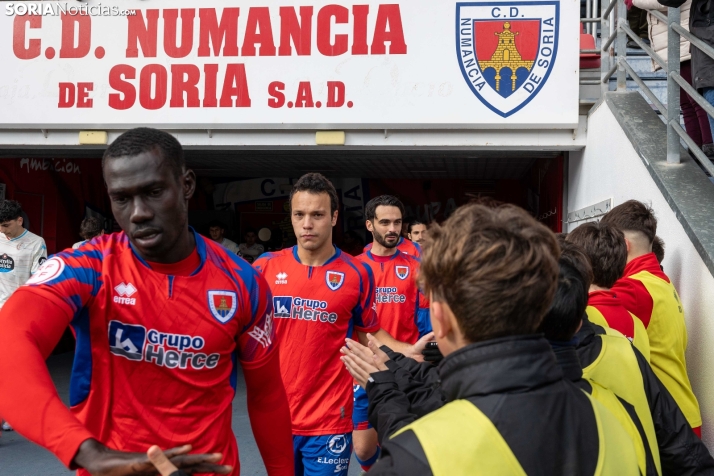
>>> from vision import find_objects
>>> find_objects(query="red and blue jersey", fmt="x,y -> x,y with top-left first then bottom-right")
356,251 -> 431,344
19,231 -> 275,476
363,237 -> 421,258
254,246 -> 379,436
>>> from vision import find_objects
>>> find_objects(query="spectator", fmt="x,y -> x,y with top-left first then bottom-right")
627,4 -> 652,48
0,199 -> 47,432
631,0 -> 714,156
238,228 -> 264,264
342,203 -> 640,475
207,220 -> 239,255
407,220 -> 427,246
72,217 -> 105,249
602,200 -> 703,435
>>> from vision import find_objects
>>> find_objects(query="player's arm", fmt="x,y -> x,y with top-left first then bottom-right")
30,238 -> 48,274
238,270 -> 293,476
415,291 -> 432,338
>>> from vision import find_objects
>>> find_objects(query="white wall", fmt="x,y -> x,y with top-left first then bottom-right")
568,101 -> 714,448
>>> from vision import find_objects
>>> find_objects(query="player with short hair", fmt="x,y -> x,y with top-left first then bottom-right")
254,174 -> 423,476
352,195 -> 431,472
363,206 -> 421,258
407,220 -> 427,247
0,127 -> 293,476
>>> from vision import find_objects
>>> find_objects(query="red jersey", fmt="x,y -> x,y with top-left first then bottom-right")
356,251 -> 431,344
363,237 -> 421,258
586,290 -> 650,360
254,246 -> 379,435
14,232 -> 276,475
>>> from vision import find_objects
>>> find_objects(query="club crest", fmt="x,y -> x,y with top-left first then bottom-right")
457,1 -> 560,117
208,290 -> 238,324
326,271 -> 345,291
396,266 -> 409,280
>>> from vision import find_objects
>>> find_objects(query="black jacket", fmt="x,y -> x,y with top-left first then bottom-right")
576,319 -> 714,475
369,335 -> 601,475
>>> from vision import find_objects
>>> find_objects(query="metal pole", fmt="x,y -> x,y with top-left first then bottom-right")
616,0 -> 627,90
601,0 -> 611,95
667,6 -> 681,163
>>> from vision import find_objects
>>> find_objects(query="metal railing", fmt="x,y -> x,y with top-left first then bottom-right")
580,0 -> 714,173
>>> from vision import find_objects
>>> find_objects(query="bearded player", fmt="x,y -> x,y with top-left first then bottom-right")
0,128 -> 293,476
352,195 -> 431,472
254,174 -> 424,476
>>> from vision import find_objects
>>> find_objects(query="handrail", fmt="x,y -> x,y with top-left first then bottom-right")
619,59 -> 668,114
620,23 -> 668,70
671,23 -> 714,60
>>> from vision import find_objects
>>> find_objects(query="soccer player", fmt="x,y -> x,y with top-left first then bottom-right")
407,220 -> 427,247
602,200 -> 702,435
566,221 -> 651,359
353,196 -> 431,472
363,214 -> 421,258
254,173 -> 425,476
0,128 -> 293,476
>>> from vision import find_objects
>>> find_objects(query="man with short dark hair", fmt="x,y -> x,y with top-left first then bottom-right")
208,220 -> 239,255
254,174 -> 421,476
0,127 -> 293,475
566,221 -> 650,358
72,217 -> 105,249
602,200 -> 702,435
363,201 -> 421,258
343,203 -> 639,475
407,220 -> 427,247
238,228 -> 264,264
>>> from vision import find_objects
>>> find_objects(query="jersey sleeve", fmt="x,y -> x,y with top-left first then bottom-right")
416,291 -> 432,337
353,262 -> 380,333
30,238 -> 48,274
236,266 -> 277,368
611,277 -> 654,328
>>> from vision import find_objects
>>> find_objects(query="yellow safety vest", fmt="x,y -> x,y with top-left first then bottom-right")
392,396 -> 639,476
630,270 -> 702,428
582,326 -> 661,475
586,305 -> 651,362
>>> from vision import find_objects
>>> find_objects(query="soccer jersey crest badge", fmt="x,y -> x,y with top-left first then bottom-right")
457,2 -> 559,117
326,271 -> 345,291
208,290 -> 237,323
395,266 -> 409,280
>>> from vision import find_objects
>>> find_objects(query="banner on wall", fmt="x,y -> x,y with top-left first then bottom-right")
0,0 -> 579,129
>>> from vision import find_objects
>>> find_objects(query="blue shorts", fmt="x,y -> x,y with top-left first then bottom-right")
352,384 -> 372,430
293,433 -> 353,476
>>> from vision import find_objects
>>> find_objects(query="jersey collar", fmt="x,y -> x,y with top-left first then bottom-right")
7,229 -> 28,241
366,249 -> 400,262
292,245 -> 342,266
130,227 -> 206,275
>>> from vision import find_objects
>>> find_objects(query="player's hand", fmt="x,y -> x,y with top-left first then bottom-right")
340,338 -> 381,388
401,332 -> 435,363
366,333 -> 391,369
73,439 -> 232,476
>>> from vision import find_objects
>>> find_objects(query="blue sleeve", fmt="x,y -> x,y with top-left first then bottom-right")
415,291 -> 432,337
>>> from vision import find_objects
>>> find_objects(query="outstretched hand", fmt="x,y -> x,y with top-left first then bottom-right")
341,338 -> 386,388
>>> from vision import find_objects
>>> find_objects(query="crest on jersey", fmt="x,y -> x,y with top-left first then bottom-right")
395,266 -> 410,280
208,290 -> 238,324
326,271 -> 345,291
457,2 -> 559,117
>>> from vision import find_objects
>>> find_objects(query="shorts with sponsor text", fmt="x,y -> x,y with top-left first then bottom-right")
293,433 -> 352,476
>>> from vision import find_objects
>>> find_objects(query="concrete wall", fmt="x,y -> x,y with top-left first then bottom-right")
568,100 -> 714,448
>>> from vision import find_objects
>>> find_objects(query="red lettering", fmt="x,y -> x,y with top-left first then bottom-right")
163,9 -> 195,58
108,65 -> 136,110
351,5 -> 369,55
139,64 -> 168,110
220,64 -> 251,107
279,7 -> 312,56
203,64 -> 219,107
198,8 -> 239,57
268,82 -> 285,108
327,81 -> 345,107
13,15 -> 41,60
170,64 -> 200,107
317,5 -> 349,56
242,7 -> 276,56
77,82 -> 93,108
295,82 -> 314,108
371,5 -> 407,55
59,13 -> 91,59
58,83 -> 75,108
126,10 -> 158,57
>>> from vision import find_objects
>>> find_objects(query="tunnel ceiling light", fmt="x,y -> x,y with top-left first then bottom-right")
78,131 -> 107,145
315,131 -> 345,146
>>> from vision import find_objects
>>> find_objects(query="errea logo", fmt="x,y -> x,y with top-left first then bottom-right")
275,272 -> 288,285
114,282 -> 137,306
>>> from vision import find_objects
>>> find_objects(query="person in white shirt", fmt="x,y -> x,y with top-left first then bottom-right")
238,228 -> 264,264
72,216 -> 105,249
207,220 -> 240,255
0,199 -> 47,432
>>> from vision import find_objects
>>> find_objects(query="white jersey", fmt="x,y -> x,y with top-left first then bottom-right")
0,229 -> 47,307
220,237 -> 240,255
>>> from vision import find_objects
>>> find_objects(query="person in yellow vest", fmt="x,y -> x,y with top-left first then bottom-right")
566,221 -> 651,359
341,203 -> 639,476
602,200 -> 702,435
